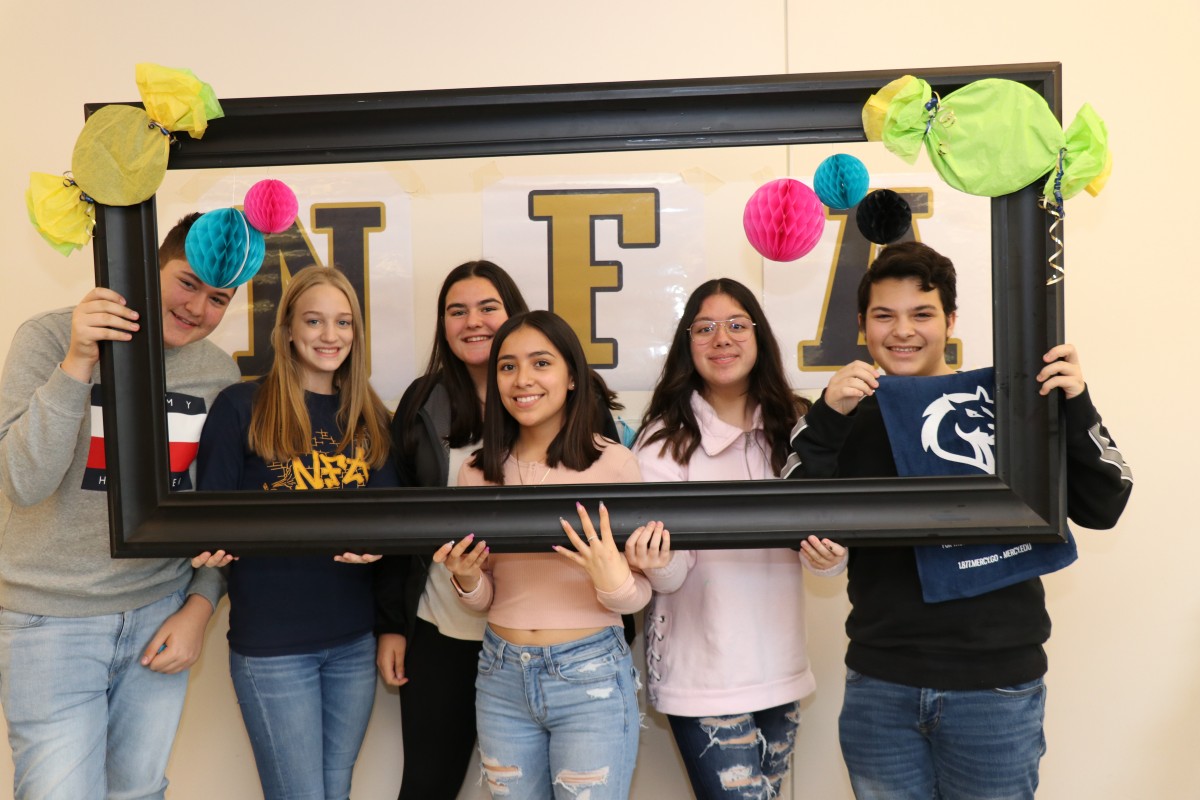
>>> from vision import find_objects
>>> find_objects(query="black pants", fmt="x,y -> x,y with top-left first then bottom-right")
397,617 -> 484,800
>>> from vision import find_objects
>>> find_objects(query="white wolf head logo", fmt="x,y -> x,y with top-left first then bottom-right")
920,386 -> 995,474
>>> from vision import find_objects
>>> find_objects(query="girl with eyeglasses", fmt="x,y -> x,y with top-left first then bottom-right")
434,310 -> 658,800
196,265 -> 395,800
624,278 -> 847,799
375,261 -> 626,799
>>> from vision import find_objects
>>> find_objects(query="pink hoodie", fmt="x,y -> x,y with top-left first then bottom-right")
635,392 -> 845,716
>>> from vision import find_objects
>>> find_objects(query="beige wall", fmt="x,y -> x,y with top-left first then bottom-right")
0,1 -> 1195,797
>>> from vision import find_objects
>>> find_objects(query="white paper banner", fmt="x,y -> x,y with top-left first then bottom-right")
482,175 -> 705,391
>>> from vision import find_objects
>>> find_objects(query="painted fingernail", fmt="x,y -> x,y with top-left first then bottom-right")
576,501 -> 584,509
465,532 -> 475,540
599,501 -> 607,510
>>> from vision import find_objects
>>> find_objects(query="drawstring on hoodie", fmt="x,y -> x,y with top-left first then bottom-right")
744,430 -> 770,481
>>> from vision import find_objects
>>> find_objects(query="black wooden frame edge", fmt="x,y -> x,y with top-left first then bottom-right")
96,62 -> 1066,556
86,63 -> 1063,165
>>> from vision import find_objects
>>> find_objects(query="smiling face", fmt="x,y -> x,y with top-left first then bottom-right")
860,277 -> 956,377
689,293 -> 758,395
158,258 -> 234,349
288,283 -> 354,393
444,276 -> 509,370
495,325 -> 573,441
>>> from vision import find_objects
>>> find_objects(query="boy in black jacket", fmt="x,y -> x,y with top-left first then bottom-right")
786,241 -> 1132,800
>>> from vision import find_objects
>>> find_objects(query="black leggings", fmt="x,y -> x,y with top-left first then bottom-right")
397,617 -> 484,800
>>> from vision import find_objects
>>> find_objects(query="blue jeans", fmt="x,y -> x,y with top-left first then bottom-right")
667,701 -> 801,800
230,632 -> 377,800
0,590 -> 190,800
475,626 -> 640,800
839,668 -> 1047,800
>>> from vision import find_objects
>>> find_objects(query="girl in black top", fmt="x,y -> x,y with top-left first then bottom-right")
376,260 -> 623,800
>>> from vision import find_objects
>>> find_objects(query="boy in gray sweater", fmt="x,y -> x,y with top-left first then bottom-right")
0,213 -> 240,800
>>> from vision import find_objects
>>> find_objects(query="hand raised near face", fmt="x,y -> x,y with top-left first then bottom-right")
824,360 -> 880,416
1037,344 -> 1085,400
62,287 -> 140,383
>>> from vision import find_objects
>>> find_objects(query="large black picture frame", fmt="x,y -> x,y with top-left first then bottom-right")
95,62 -> 1068,556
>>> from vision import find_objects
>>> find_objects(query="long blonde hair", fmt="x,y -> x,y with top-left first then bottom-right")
247,265 -> 391,468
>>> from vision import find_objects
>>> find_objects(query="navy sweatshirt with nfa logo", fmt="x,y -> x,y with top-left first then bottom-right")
196,379 -> 397,656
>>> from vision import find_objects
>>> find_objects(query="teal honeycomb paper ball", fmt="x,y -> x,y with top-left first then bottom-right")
814,154 -> 870,209
184,208 -> 266,289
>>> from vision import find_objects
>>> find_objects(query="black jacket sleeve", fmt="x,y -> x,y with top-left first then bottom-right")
376,379 -> 431,638
374,556 -> 411,636
784,394 -> 860,479
1063,387 -> 1133,530
389,378 -> 429,488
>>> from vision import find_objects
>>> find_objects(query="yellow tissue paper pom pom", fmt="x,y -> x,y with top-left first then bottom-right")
26,173 -> 96,256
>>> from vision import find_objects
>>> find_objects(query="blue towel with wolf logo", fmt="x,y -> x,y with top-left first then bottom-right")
875,367 -> 1077,603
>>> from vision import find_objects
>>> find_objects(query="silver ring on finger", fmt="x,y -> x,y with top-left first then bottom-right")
587,535 -> 599,543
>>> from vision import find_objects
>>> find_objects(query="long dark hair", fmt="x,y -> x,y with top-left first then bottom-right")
401,261 -> 528,453
402,261 -> 621,458
473,311 -> 606,484
637,278 -> 806,475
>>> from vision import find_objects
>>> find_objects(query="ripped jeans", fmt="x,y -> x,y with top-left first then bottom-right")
667,701 -> 801,800
474,626 -> 640,799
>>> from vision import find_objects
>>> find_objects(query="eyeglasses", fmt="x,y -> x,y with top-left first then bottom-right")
688,317 -> 756,343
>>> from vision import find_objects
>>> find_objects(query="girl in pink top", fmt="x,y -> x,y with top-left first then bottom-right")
434,310 -> 659,800
624,279 -> 846,799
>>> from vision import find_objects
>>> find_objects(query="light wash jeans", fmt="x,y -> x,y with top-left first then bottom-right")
229,631 -> 377,800
667,700 -> 802,800
0,589 -> 190,800
475,626 -> 640,800
839,668 -> 1047,800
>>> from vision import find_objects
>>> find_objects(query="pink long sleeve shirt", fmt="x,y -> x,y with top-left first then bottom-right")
454,440 -> 651,630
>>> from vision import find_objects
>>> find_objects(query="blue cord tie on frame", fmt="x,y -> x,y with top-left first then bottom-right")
62,176 -> 95,205
1039,148 -> 1068,286
923,94 -> 940,138
1052,147 -> 1066,217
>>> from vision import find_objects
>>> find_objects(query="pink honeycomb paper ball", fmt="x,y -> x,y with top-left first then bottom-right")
243,179 -> 298,234
742,178 -> 825,262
